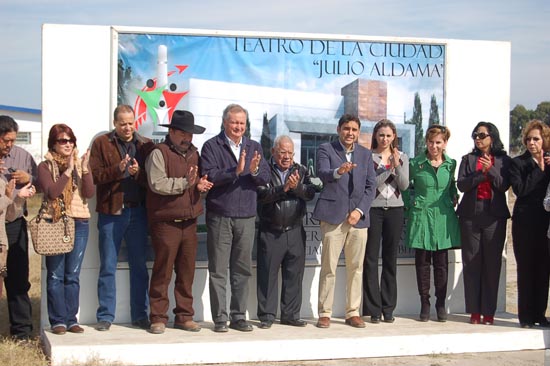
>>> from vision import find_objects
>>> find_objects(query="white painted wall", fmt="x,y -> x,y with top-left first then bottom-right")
41,24 -> 510,327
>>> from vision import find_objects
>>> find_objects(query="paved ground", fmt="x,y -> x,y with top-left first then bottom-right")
214,350 -> 546,366
211,195 -> 544,366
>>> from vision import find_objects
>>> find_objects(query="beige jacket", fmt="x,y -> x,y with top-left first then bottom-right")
0,178 -> 25,278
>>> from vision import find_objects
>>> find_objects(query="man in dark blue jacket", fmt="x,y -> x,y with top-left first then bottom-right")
201,104 -> 270,332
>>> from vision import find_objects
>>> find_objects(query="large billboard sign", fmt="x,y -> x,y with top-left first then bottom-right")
41,24 -> 511,325
116,31 -> 446,261
117,32 -> 445,148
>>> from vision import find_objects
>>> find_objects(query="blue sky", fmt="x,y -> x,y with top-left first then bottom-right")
0,0 -> 548,110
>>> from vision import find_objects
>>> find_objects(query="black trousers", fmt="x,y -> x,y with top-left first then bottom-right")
415,249 -> 448,308
460,203 -> 507,316
256,226 -> 305,322
4,218 -> 33,339
362,207 -> 404,317
512,211 -> 550,324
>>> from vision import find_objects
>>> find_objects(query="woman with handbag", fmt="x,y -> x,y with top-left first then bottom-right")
37,124 -> 94,335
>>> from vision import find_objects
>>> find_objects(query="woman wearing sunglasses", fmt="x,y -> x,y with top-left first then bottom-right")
405,124 -> 461,322
37,124 -> 94,335
457,122 -> 511,325
510,119 -> 550,328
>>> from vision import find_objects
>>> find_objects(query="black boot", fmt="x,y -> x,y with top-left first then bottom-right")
435,303 -> 447,322
433,250 -> 448,322
420,296 -> 430,322
415,250 -> 431,322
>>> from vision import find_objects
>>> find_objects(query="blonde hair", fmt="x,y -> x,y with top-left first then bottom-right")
425,124 -> 451,142
522,119 -> 550,151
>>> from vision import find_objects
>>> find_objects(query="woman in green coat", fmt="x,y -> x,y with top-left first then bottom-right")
406,125 -> 461,322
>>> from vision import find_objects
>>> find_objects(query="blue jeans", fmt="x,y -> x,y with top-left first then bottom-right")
46,219 -> 89,328
96,206 -> 149,323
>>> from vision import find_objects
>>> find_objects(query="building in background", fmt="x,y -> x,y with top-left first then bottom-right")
0,105 -> 42,163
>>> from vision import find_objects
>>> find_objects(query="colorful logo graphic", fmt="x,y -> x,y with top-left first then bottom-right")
133,45 -> 188,131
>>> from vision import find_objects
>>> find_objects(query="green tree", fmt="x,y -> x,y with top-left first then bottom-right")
405,92 -> 424,156
260,112 -> 272,160
428,94 -> 440,125
509,102 -> 550,156
533,101 -> 550,125
509,104 -> 530,156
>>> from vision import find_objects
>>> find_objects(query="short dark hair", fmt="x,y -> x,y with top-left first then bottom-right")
0,115 -> 19,136
471,121 -> 507,156
113,105 -> 135,121
338,114 -> 361,128
47,124 -> 77,151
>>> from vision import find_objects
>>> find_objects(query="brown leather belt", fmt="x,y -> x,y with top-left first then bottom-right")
122,202 -> 142,209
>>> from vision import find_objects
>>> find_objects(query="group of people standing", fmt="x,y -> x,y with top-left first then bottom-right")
1,105 -> 548,339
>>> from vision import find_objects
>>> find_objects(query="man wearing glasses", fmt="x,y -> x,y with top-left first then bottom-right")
0,115 -> 37,340
89,105 -> 154,331
256,135 -> 316,329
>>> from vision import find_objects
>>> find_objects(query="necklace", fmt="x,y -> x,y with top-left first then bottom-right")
429,158 -> 443,168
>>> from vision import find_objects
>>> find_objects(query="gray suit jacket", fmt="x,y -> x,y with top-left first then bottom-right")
456,152 -> 511,219
312,140 -> 376,228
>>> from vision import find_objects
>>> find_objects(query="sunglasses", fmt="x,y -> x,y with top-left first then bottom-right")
472,132 -> 490,140
56,138 -> 75,145
427,125 -> 446,133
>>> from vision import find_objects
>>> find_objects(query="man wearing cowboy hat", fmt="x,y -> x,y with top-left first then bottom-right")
145,110 -> 213,334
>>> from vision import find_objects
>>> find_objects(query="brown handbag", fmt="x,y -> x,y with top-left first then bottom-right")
28,196 -> 75,256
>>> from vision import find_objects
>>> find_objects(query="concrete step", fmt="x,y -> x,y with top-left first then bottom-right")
42,313 -> 548,366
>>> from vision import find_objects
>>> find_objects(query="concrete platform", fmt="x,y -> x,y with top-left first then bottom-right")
42,312 -> 550,366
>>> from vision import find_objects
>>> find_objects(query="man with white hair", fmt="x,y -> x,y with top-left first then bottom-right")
256,135 -> 316,329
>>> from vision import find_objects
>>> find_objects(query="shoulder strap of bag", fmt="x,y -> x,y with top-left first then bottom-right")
36,160 -> 68,226
57,195 -> 72,242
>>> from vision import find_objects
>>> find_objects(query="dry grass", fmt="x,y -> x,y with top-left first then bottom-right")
0,338 -> 47,366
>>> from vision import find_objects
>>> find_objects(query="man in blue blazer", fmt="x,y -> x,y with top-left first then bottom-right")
313,114 -> 376,329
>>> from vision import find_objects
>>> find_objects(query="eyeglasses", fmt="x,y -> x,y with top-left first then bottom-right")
56,138 -> 75,145
276,150 -> 294,157
472,132 -> 490,140
427,125 -> 446,133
